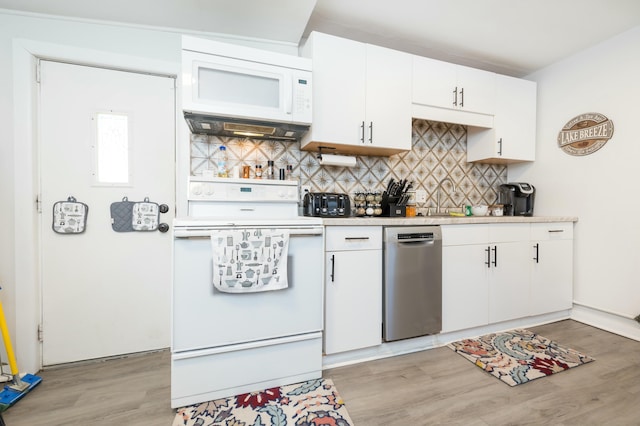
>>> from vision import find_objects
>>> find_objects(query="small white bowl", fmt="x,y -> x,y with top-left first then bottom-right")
471,205 -> 488,216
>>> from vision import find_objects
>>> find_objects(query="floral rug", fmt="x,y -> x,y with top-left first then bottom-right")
447,329 -> 595,386
173,378 -> 354,426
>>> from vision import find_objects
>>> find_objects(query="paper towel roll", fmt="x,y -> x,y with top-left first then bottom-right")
319,153 -> 357,167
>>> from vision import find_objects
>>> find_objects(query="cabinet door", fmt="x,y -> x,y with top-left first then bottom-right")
495,75 -> 536,161
530,240 -> 573,315
456,65 -> 495,115
301,33 -> 366,149
530,223 -> 573,316
442,244 -> 489,332
365,44 -> 412,151
488,241 -> 531,323
467,75 -> 536,163
324,249 -> 382,354
412,55 -> 457,109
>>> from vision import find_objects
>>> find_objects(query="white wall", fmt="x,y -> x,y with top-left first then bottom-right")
0,10 -> 298,372
509,26 -> 640,337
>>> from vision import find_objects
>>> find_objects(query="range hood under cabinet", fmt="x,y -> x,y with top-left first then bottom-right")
182,36 -> 312,141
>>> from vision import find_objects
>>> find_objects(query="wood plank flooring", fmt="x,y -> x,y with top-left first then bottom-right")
3,320 -> 639,425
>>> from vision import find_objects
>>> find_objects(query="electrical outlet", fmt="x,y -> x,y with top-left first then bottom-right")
299,184 -> 311,203
415,189 -> 427,203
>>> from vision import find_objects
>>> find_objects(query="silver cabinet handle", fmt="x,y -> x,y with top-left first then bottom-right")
368,122 -> 373,144
344,237 -> 371,241
548,229 -> 564,233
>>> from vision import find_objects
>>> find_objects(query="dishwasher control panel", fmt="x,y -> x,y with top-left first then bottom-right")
397,232 -> 435,241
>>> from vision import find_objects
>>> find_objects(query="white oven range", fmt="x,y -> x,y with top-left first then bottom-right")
171,177 -> 324,408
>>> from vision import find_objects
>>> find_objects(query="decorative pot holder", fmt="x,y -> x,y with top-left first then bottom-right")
52,196 -> 88,234
111,197 -> 161,232
110,197 -> 135,232
131,197 -> 160,231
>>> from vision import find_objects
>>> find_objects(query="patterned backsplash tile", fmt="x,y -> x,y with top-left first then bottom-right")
191,119 -> 507,211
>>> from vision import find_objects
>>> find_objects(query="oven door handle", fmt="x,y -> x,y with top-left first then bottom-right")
174,227 -> 323,238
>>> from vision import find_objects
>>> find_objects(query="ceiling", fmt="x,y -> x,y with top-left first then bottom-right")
2,0 -> 640,76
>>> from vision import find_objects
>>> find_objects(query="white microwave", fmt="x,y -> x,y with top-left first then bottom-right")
182,37 -> 312,126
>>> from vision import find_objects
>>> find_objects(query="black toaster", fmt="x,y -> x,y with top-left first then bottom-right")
303,192 -> 351,217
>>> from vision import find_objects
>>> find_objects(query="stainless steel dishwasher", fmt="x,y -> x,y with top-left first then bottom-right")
383,226 -> 442,341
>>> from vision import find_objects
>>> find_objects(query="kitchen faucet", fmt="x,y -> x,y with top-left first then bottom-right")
436,177 -> 457,214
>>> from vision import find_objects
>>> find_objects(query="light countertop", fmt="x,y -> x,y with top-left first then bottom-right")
320,215 -> 578,226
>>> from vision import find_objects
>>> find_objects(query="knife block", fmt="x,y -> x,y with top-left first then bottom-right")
381,192 -> 406,217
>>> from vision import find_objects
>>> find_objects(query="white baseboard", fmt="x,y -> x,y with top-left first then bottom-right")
571,303 -> 640,342
322,310 -> 570,369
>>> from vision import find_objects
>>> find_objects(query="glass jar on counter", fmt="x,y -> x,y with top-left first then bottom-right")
353,192 -> 366,216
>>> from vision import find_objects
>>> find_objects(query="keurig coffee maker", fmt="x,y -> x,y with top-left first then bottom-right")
497,183 -> 535,216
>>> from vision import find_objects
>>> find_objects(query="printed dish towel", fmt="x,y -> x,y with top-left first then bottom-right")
211,229 -> 289,293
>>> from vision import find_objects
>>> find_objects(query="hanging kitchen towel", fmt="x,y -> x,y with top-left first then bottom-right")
131,197 -> 160,231
210,228 -> 289,293
110,197 -> 134,232
52,196 -> 88,234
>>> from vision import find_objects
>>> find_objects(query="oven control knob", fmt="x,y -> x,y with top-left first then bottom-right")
191,184 -> 202,196
203,184 -> 215,196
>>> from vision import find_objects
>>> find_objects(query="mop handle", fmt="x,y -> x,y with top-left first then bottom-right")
0,298 -> 19,376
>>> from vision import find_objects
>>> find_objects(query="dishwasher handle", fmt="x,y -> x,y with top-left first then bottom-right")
396,239 -> 436,247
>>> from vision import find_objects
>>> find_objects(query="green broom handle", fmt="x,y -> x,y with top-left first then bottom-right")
0,298 -> 19,376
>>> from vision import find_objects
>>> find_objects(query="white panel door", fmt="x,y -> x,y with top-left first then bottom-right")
40,60 -> 175,365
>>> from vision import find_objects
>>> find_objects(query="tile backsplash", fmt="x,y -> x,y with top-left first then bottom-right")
191,119 -> 507,211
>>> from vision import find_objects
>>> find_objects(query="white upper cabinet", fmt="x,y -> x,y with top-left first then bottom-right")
467,75 -> 537,163
300,32 -> 412,156
412,56 -> 495,128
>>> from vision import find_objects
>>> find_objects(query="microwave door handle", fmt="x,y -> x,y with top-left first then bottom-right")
284,75 -> 293,115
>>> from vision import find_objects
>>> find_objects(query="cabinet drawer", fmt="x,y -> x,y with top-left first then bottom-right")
531,222 -> 573,240
325,226 -> 382,251
489,223 -> 530,243
442,224 -> 488,246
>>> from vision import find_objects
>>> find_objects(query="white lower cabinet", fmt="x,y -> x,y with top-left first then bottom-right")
530,222 -> 573,315
487,224 -> 531,323
442,225 -> 489,332
442,223 -> 531,332
324,226 -> 382,354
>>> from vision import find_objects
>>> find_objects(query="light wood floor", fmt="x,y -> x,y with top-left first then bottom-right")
3,320 -> 639,425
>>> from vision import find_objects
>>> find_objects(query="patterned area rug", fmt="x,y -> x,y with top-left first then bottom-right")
448,329 -> 595,386
172,378 -> 354,426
